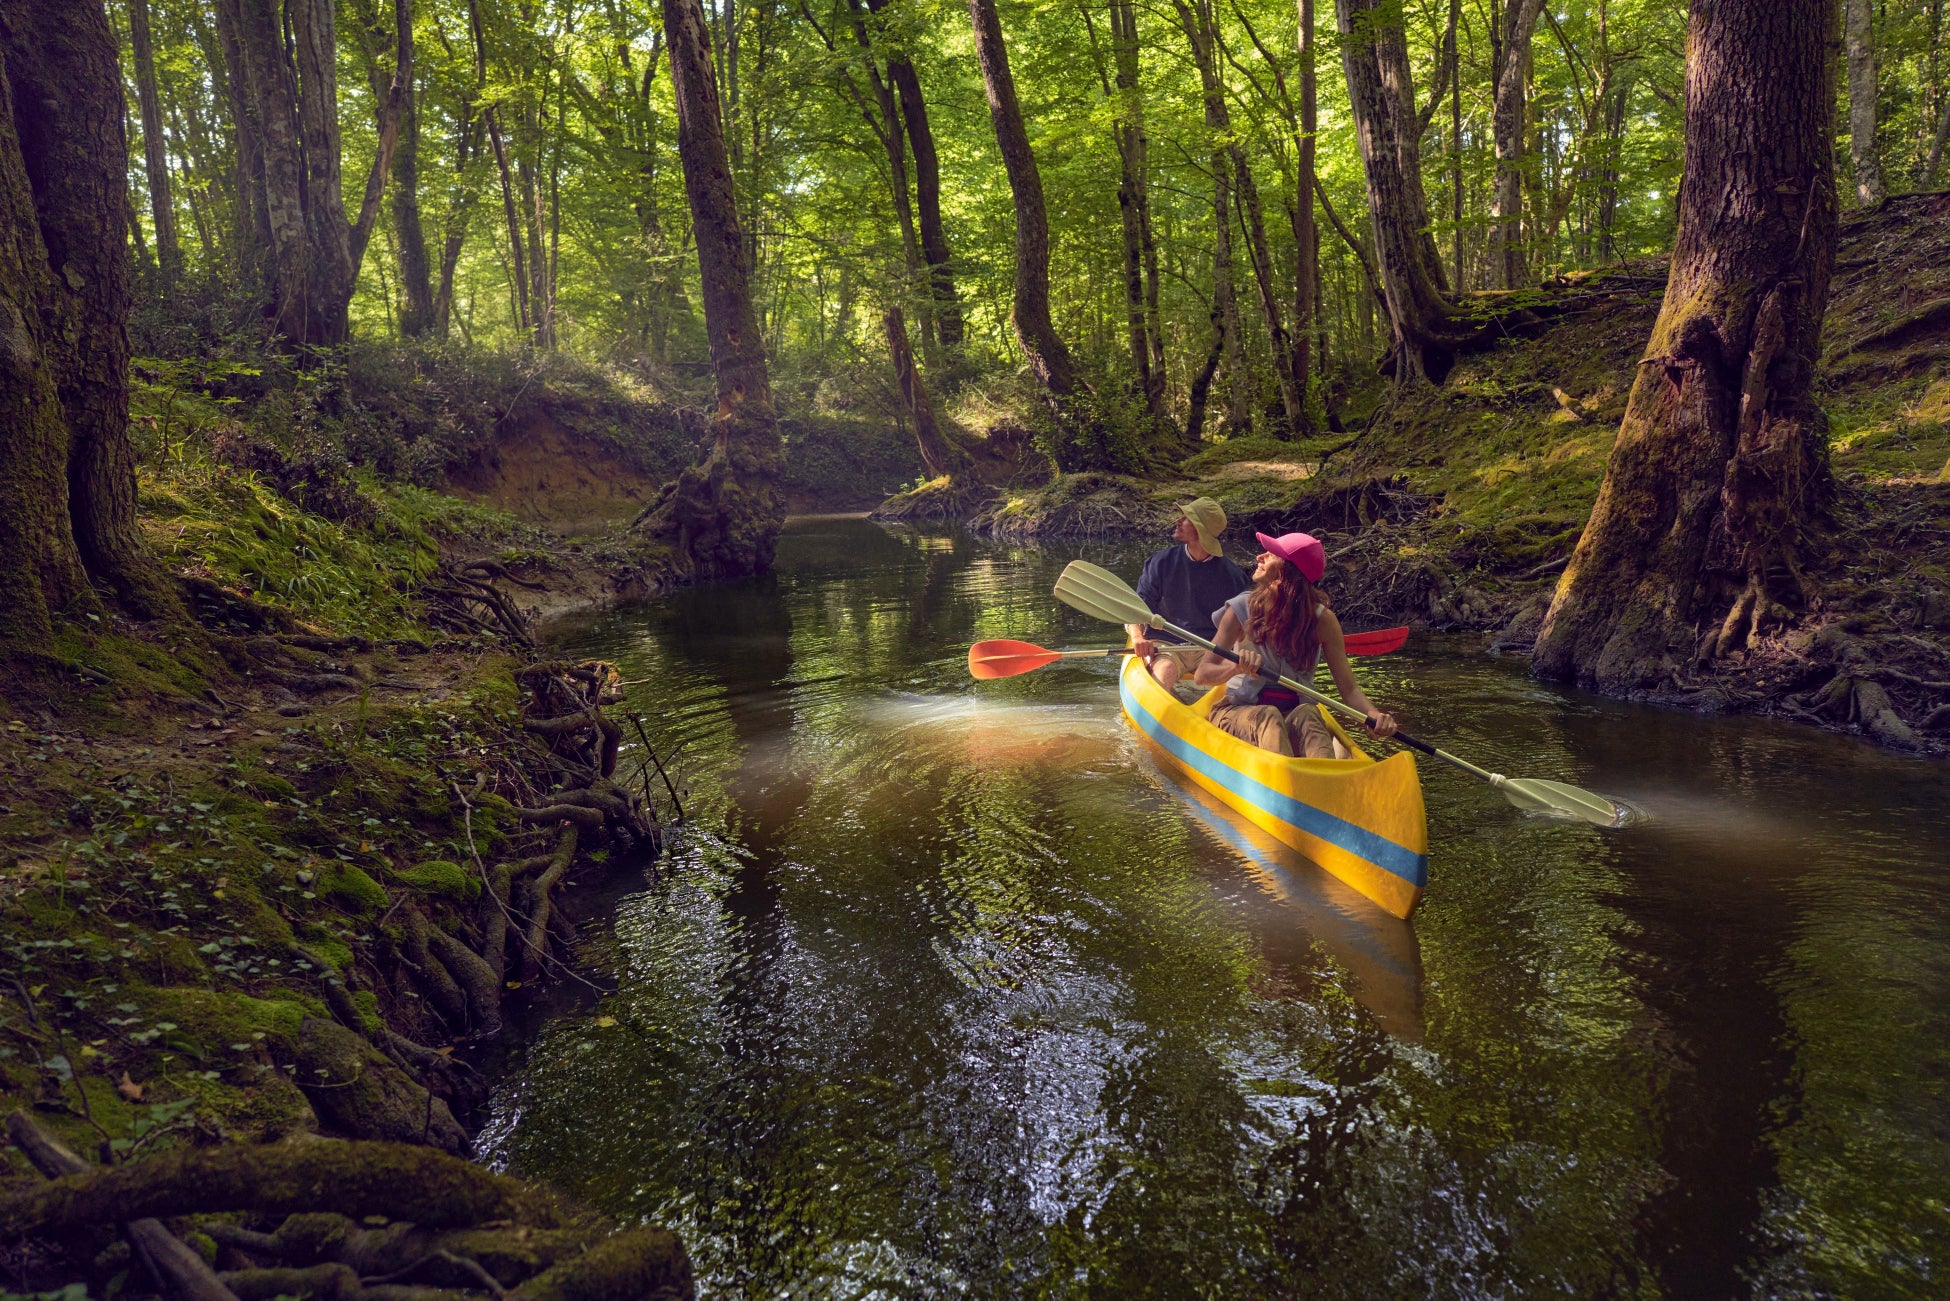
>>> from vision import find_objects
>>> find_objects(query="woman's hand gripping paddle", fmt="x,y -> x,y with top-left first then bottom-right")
968,626 -> 1408,681
1051,560 -> 1623,827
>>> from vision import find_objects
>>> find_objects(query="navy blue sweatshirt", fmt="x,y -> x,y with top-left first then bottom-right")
1135,545 -> 1251,641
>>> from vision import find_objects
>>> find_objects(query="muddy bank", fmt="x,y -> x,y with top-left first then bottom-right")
878,198 -> 1950,754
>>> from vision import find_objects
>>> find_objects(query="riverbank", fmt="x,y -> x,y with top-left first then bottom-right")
878,194 -> 1950,753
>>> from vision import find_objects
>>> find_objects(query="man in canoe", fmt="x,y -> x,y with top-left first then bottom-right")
1126,497 -> 1251,693
1193,530 -> 1400,758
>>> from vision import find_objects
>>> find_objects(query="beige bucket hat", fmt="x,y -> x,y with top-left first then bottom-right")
1178,497 -> 1227,557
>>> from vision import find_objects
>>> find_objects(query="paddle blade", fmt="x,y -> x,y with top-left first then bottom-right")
1344,626 -> 1409,656
968,639 -> 1062,680
1053,560 -> 1159,628
1495,776 -> 1624,827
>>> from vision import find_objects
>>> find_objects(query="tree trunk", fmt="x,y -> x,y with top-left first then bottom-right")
211,0 -> 269,286
1105,0 -> 1162,414
1447,0 -> 1463,286
884,306 -> 965,479
126,0 -> 180,286
1335,0 -> 1464,383
1289,0 -> 1319,429
1534,0 -> 1837,691
1234,147 -> 1304,436
222,0 -> 407,347
640,0 -> 784,581
1172,0 -> 1249,433
353,0 -> 432,335
966,0 -> 1079,400
865,0 -> 962,348
1489,0 -> 1544,290
1844,0 -> 1882,206
0,0 -> 183,653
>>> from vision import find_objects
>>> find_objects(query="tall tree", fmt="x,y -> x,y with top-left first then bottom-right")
1534,0 -> 1837,690
1844,0 -> 1882,206
1087,0 -> 1163,413
126,0 -> 181,285
1173,0 -> 1249,433
220,0 -> 410,346
967,0 -> 1080,401
355,0 -> 434,335
884,305 -> 965,479
1335,0 -> 1462,382
639,0 -> 784,579
1489,0 -> 1545,289
867,0 -> 963,347
0,0 -> 182,654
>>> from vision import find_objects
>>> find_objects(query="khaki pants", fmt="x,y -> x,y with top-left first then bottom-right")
1145,643 -> 1207,678
1207,700 -> 1342,758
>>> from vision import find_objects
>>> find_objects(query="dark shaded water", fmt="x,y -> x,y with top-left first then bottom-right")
481,518 -> 1950,1298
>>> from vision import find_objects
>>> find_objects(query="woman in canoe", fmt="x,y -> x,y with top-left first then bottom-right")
1193,531 -> 1399,758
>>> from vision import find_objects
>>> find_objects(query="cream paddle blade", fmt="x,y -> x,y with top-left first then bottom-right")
1053,561 -> 1624,827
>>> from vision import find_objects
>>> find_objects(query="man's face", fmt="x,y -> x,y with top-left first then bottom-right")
1172,515 -> 1198,545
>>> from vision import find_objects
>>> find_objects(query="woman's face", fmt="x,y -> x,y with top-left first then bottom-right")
1253,551 -> 1282,583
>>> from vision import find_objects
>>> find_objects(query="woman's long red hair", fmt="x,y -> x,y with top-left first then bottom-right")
1247,557 -> 1327,667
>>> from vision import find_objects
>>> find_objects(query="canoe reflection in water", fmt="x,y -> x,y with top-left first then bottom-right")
1138,751 -> 1427,1042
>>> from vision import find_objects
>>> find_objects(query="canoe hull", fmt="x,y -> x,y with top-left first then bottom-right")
1119,655 -> 1429,919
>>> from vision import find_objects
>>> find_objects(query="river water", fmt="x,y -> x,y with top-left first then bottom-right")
481,517 -> 1950,1298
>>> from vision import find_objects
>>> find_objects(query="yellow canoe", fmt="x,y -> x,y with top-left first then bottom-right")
1118,653 -> 1429,919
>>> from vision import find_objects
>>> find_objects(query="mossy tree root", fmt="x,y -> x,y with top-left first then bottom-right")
0,1140 -> 565,1237
401,903 -> 470,1029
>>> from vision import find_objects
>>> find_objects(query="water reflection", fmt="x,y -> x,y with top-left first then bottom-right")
482,518 -> 1950,1297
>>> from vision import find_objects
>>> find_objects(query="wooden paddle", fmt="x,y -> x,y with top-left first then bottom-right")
968,626 -> 1410,680
1051,560 -> 1623,827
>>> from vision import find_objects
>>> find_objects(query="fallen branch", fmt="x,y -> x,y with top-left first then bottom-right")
5,1111 -> 241,1301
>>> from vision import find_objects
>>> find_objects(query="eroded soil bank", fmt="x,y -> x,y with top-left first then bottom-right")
877,194 -> 1950,753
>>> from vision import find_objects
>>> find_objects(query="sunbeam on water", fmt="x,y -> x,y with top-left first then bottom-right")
479,518 -> 1950,1299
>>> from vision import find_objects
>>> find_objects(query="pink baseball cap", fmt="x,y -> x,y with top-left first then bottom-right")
1255,531 -> 1326,583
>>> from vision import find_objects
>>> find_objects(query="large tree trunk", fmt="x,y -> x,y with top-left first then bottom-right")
966,0 -> 1079,400
210,0 -> 269,286
884,306 -> 965,479
1844,0 -> 1882,206
1106,0 -> 1162,414
126,0 -> 180,285
220,0 -> 406,347
640,0 -> 783,580
1335,0 -> 1463,383
1488,0 -> 1544,290
1534,0 -> 1837,691
0,0 -> 182,653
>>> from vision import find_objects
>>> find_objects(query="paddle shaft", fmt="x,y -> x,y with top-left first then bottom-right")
1139,614 -> 1503,784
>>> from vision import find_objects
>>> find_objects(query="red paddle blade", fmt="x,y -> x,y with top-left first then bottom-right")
1344,626 -> 1409,656
968,639 -> 1062,679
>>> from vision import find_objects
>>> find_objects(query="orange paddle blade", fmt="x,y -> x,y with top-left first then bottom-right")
1344,626 -> 1409,656
967,639 -> 1062,679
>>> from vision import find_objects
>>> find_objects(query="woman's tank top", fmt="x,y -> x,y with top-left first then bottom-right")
1220,592 -> 1322,706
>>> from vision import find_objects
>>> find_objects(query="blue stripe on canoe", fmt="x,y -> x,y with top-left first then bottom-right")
1122,676 -> 1428,889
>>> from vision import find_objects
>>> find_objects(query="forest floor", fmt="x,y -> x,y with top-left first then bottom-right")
892,192 -> 1950,754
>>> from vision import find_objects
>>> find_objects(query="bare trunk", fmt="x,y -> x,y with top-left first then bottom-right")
1844,0 -> 1882,206
354,0 -> 431,335
1173,0 -> 1249,432
224,0 -> 406,347
884,306 -> 965,479
866,0 -> 962,348
1335,0 -> 1462,382
127,0 -> 180,285
642,0 -> 784,580
1448,0 -> 1463,286
1489,0 -> 1544,290
1292,0 -> 1320,432
1534,0 -> 1837,691
0,0 -> 183,653
967,0 -> 1079,399
211,0 -> 269,286
1107,0 -> 1162,413
487,108 -> 528,331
